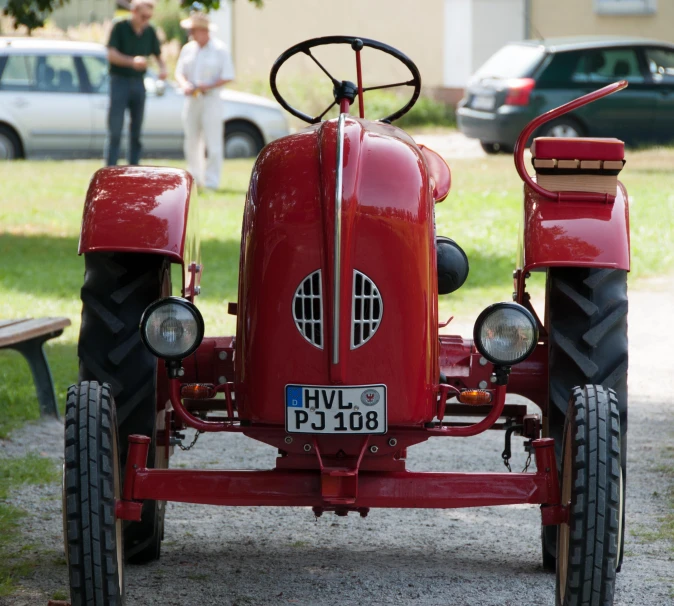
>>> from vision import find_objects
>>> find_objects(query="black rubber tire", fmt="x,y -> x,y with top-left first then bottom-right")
78,252 -> 170,563
480,141 -> 502,155
543,268 -> 628,571
225,120 -> 265,158
64,381 -> 125,605
555,385 -> 621,606
0,125 -> 22,160
539,117 -> 585,139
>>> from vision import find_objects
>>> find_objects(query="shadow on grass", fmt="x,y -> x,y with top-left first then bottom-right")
0,232 -> 515,302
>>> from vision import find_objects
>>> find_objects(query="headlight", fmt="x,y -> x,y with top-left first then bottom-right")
473,302 -> 538,366
140,297 -> 204,360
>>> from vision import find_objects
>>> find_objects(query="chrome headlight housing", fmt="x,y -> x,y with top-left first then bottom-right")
473,302 -> 538,366
140,297 -> 204,360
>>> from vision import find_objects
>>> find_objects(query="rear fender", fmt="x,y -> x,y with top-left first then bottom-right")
79,166 -> 201,293
518,181 -> 630,274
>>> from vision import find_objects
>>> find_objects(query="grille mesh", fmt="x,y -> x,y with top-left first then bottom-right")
293,270 -> 323,349
351,270 -> 383,348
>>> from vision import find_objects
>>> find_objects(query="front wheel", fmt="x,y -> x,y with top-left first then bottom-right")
64,381 -> 125,605
0,125 -> 21,160
556,385 -> 621,605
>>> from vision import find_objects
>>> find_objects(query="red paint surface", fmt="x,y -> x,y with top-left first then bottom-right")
130,468 -> 552,508
531,137 -> 624,161
235,117 -> 438,426
79,166 -> 200,273
419,144 -> 451,203
520,181 -> 630,272
122,436 -> 559,509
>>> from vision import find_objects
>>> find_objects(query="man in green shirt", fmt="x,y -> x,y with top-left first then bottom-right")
106,0 -> 167,166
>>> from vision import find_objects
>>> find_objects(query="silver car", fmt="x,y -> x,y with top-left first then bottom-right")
0,38 -> 290,160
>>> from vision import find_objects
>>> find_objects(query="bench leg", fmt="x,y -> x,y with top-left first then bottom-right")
11,337 -> 60,419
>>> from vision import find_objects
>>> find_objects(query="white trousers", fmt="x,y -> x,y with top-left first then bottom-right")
182,93 -> 223,189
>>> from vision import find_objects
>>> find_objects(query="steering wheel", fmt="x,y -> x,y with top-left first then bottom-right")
270,36 -> 422,124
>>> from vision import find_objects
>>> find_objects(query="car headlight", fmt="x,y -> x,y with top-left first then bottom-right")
473,302 -> 538,366
140,297 -> 204,360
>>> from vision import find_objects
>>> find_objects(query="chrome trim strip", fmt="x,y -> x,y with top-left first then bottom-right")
332,113 -> 346,365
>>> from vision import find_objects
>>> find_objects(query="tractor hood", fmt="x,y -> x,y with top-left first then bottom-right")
235,116 -> 439,426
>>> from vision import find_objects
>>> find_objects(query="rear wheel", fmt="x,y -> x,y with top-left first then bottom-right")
543,268 -> 628,572
480,141 -> 502,155
540,117 -> 584,139
64,381 -> 125,605
225,120 -> 265,158
555,385 -> 621,606
78,252 -> 171,563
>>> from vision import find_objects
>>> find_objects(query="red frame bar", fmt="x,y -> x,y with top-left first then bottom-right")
426,384 -> 506,436
117,437 -> 563,519
130,468 -> 550,508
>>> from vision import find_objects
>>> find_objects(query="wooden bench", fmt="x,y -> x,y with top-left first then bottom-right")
0,317 -> 71,418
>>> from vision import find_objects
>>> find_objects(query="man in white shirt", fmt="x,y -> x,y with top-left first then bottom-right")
175,12 -> 235,190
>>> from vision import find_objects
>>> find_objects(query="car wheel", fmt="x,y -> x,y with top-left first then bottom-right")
64,381 -> 125,605
555,385 -> 621,606
540,118 -> 583,138
225,120 -> 265,158
78,252 -> 171,564
0,126 -> 21,160
543,267 -> 628,572
480,141 -> 503,155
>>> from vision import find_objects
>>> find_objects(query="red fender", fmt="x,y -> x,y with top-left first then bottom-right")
79,166 -> 201,287
515,82 -> 630,274
519,182 -> 630,273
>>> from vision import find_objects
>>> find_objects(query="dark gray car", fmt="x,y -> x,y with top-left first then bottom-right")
457,36 -> 674,153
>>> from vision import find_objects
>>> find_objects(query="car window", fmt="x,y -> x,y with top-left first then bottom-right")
37,55 -> 81,93
645,47 -> 674,83
536,51 -> 583,88
572,48 -> 644,83
0,55 -> 37,91
81,55 -> 109,94
471,44 -> 545,81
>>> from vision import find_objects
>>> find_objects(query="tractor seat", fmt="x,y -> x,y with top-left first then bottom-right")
531,137 -> 625,196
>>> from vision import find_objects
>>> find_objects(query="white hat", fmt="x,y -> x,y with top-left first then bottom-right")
180,12 -> 216,30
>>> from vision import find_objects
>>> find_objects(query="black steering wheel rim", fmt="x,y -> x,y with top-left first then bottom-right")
269,35 -> 422,124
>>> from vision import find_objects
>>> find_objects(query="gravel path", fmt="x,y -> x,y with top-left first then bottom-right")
1,277 -> 672,606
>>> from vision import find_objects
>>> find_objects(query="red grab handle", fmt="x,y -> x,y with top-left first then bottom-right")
513,80 -> 628,203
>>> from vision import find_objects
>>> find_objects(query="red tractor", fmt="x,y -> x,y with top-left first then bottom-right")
63,37 -> 629,606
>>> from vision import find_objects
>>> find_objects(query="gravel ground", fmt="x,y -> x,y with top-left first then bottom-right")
1,277 -> 673,606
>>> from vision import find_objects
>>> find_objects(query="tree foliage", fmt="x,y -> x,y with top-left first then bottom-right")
3,0 -> 263,32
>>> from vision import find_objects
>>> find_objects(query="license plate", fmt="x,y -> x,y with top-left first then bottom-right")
472,94 -> 495,111
285,384 -> 387,434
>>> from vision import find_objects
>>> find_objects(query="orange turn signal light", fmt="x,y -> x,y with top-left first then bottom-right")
180,383 -> 215,399
458,389 -> 493,406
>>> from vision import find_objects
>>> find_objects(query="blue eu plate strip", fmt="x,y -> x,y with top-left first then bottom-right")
286,386 -> 303,408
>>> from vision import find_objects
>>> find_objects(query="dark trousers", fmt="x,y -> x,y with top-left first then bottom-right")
106,75 -> 146,166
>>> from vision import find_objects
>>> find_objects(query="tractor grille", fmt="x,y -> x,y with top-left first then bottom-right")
351,270 -> 383,349
293,270 -> 323,349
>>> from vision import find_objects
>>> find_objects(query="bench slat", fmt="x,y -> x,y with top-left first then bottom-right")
0,317 -> 72,348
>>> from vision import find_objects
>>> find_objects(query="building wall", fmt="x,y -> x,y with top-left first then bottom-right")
531,0 -> 674,43
472,0 -> 525,72
231,0 -> 445,88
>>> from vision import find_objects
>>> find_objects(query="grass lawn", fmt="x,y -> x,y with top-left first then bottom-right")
1,147 -> 673,438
